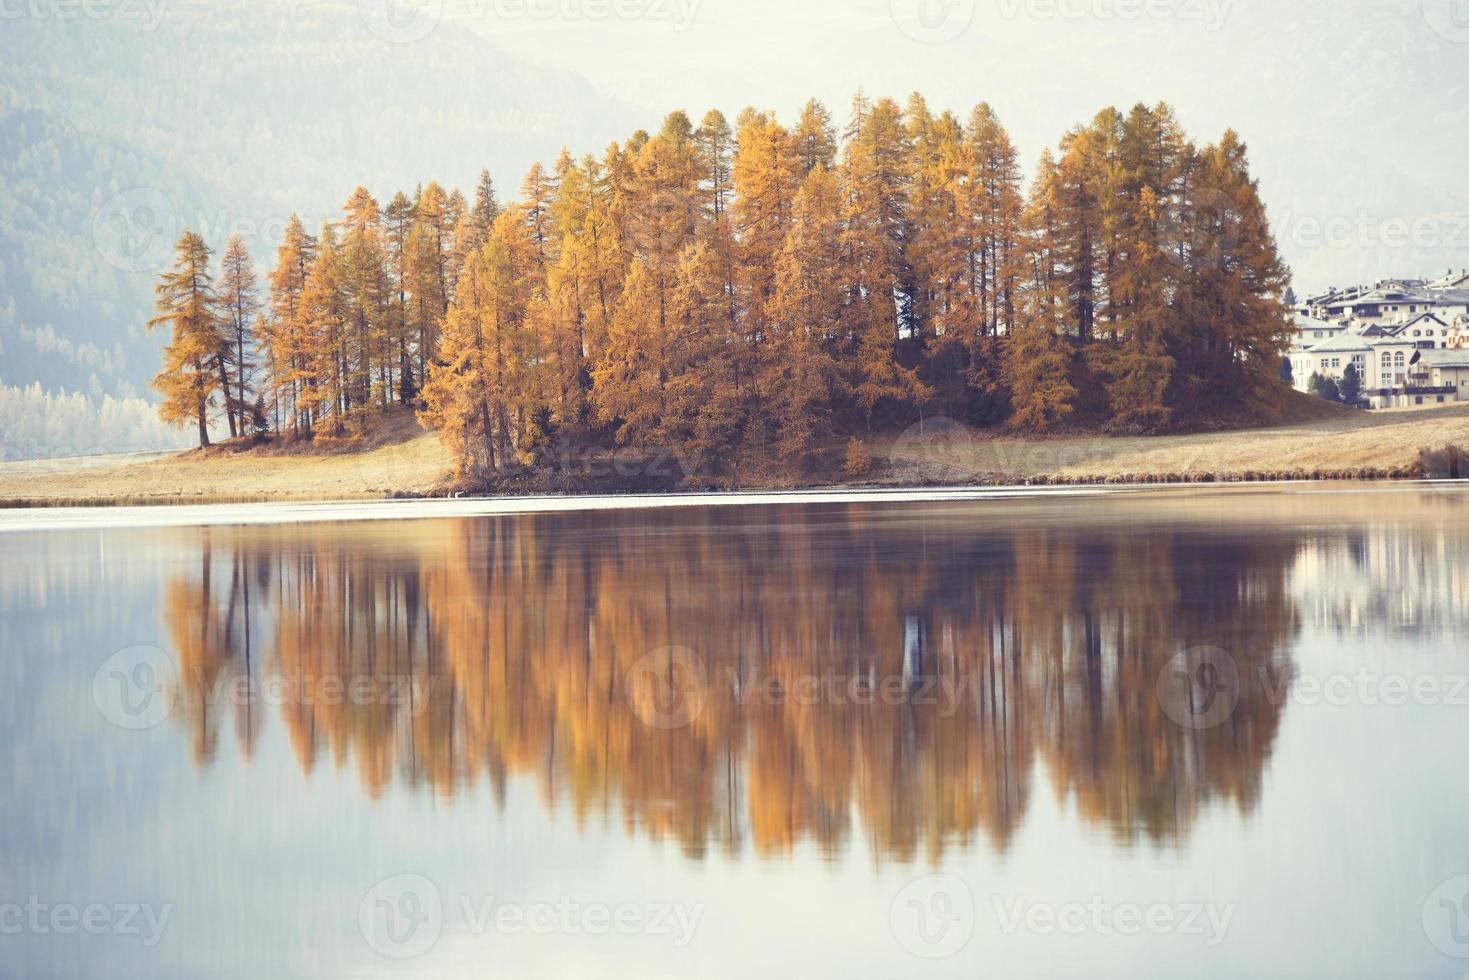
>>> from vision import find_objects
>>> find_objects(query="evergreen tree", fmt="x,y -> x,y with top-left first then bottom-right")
1308,372 -> 1341,403
1339,363 -> 1362,405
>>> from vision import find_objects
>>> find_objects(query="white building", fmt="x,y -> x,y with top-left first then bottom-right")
1414,348 -> 1469,397
1290,272 -> 1469,408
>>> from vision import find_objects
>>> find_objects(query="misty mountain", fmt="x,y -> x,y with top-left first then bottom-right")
0,1 -> 638,404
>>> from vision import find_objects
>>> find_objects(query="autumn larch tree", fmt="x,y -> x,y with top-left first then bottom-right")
186,93 -> 1295,469
216,233 -> 260,437
420,210 -> 542,475
264,214 -> 318,436
767,164 -> 844,462
149,230 -> 224,447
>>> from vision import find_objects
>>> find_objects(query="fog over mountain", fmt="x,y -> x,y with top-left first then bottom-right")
1,0 -> 1465,433
1,1 -> 639,406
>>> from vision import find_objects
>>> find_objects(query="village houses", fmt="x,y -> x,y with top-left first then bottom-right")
1289,270 -> 1469,409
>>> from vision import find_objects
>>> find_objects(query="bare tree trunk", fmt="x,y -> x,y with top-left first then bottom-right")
197,402 -> 210,448
216,357 -> 237,438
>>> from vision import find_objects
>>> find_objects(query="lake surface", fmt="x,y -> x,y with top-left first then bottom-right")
2,486 -> 1468,978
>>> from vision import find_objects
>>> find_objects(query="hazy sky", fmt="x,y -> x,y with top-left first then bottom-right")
425,0 -> 1469,293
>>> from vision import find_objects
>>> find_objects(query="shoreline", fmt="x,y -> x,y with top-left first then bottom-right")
3,401 -> 1466,511
0,462 -> 1435,512
1,479 -> 1465,534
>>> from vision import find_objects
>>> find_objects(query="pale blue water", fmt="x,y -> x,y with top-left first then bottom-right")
1,486 -> 1467,978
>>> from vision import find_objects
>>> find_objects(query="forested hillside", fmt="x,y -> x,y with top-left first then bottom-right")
0,381 -> 188,459
146,94 -> 1291,480
0,2 -> 635,455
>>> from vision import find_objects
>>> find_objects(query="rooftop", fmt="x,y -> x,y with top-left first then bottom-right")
1294,313 -> 1342,332
1305,328 -> 1372,353
1415,348 -> 1469,369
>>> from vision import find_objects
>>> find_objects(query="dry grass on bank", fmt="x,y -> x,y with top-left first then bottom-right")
3,400 -> 1469,506
875,401 -> 1469,485
0,408 -> 451,506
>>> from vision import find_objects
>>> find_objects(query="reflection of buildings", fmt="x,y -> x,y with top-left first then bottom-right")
159,509 -> 1301,862
1290,511 -> 1469,637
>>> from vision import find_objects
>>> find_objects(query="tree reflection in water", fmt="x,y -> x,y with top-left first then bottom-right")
161,504 -> 1300,863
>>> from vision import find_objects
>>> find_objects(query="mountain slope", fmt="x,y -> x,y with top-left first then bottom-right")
0,2 -> 637,408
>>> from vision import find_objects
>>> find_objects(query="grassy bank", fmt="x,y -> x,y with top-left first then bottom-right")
3,401 -> 1468,507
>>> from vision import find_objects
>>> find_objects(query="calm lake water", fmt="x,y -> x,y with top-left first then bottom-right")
2,486 -> 1468,978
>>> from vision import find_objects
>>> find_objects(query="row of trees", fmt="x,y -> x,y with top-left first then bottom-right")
148,94 -> 1291,472
0,379 -> 189,459
1309,366 -> 1364,406
145,176 -> 481,446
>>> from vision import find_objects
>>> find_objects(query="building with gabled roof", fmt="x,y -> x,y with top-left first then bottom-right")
1290,272 -> 1469,407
